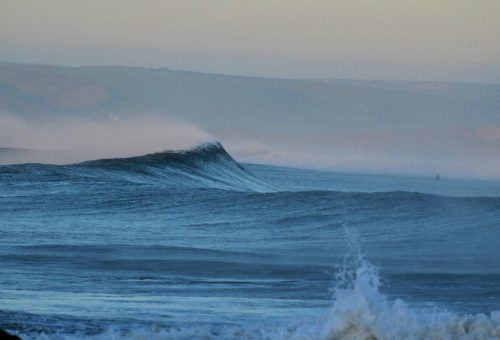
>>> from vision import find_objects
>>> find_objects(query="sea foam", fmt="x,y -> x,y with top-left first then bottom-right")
14,254 -> 500,340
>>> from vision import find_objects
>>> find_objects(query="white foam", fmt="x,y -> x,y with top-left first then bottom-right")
13,240 -> 500,339
317,258 -> 500,340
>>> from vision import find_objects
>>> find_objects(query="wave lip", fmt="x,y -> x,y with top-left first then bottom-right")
77,142 -> 274,192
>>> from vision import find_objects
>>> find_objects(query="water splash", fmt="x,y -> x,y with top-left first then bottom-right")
8,225 -> 500,339
317,225 -> 500,339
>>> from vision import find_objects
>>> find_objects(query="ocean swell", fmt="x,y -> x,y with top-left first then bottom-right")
0,142 -> 274,192
8,256 -> 500,340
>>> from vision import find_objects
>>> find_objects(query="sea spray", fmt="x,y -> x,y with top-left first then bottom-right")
320,258 -> 500,339
0,114 -> 214,164
9,237 -> 500,339
317,225 -> 500,340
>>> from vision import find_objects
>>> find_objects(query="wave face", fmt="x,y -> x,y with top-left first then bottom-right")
1,143 -> 500,339
0,142 -> 273,192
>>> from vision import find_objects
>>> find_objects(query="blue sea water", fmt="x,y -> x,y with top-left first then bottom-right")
0,143 -> 499,339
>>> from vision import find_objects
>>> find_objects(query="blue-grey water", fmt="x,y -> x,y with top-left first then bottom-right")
1,143 -> 499,339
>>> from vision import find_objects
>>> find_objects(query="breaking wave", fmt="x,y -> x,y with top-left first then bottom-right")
316,258 -> 500,339
0,142 -> 273,192
10,255 -> 500,340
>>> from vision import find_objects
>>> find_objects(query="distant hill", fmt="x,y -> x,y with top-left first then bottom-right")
2,62 -> 500,177
1,62 -> 499,133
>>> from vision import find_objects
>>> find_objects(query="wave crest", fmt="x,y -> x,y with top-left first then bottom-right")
317,257 -> 500,340
78,142 -> 274,192
1,142 -> 274,192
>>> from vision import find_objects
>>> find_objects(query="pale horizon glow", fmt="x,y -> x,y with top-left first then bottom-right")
1,0 -> 500,82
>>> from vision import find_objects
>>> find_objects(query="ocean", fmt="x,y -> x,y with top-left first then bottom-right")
0,142 -> 499,339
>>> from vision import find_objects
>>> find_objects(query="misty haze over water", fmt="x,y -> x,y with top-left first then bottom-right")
1,62 -> 500,179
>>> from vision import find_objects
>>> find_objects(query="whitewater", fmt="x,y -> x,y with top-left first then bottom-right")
1,143 -> 499,339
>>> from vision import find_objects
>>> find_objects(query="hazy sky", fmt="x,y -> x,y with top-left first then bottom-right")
1,0 -> 499,82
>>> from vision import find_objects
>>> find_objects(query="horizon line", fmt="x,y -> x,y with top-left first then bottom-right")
1,60 -> 499,86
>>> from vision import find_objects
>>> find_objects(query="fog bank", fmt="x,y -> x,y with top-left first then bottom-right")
0,113 -> 213,164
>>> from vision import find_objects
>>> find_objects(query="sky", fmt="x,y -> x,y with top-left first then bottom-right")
1,0 -> 500,82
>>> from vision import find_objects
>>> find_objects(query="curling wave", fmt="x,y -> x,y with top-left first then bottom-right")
0,142 -> 274,192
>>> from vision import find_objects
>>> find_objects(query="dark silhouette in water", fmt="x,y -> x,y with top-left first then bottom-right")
435,174 -> 440,180
0,329 -> 21,340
